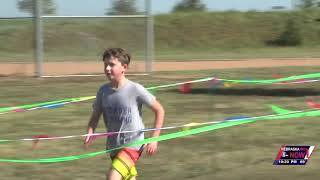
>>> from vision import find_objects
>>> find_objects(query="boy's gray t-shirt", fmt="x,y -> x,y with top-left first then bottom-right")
93,79 -> 155,154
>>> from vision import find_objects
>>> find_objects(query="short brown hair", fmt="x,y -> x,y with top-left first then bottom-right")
102,48 -> 131,66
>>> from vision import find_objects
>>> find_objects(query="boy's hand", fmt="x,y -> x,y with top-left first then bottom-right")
146,142 -> 158,155
83,134 -> 91,149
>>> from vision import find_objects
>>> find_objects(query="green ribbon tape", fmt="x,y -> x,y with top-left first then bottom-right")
1,107 -> 320,163
0,119 -> 253,163
220,73 -> 320,84
1,73 -> 319,113
0,96 -> 95,113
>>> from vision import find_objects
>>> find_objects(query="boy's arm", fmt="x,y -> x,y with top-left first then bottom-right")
150,99 -> 165,137
84,110 -> 101,147
146,99 -> 165,155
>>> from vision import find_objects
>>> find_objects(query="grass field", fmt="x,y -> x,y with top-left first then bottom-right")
1,10 -> 320,62
0,66 -> 320,179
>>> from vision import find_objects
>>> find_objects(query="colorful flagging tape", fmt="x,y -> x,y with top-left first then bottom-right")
307,99 -> 320,109
0,105 -> 313,144
1,73 -> 320,114
0,106 -> 319,163
215,73 -> 320,84
0,96 -> 95,114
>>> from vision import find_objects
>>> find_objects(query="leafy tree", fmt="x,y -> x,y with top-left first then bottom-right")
266,18 -> 302,46
295,0 -> 320,8
172,0 -> 206,12
17,0 -> 56,15
106,0 -> 138,15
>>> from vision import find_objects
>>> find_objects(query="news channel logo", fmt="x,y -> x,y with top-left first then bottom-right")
274,145 -> 316,165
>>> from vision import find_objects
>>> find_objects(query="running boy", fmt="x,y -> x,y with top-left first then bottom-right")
84,48 -> 165,180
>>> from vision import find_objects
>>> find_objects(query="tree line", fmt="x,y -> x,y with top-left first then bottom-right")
17,0 -> 320,16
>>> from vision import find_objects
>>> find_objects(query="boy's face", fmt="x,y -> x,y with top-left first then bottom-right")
103,56 -> 128,81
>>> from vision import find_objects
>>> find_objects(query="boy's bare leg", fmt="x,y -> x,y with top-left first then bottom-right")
106,168 -> 137,180
107,168 -> 122,180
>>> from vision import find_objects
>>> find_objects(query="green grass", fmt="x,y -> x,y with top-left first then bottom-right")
154,46 -> 320,61
0,66 -> 320,179
1,10 -> 320,62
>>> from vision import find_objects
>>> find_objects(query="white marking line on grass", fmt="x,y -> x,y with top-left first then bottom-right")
274,79 -> 320,84
41,73 -> 149,78
213,78 -> 320,85
1,108 -> 314,142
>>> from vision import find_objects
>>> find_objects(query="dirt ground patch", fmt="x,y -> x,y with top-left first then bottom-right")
0,58 -> 319,76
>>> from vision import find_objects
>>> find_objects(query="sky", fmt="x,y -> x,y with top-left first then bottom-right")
0,0 -> 294,17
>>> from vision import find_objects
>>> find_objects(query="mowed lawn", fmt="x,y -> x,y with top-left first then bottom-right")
0,66 -> 320,180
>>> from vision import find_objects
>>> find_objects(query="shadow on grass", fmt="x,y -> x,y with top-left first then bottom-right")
168,88 -> 320,97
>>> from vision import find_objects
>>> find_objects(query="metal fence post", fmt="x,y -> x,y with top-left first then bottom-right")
34,0 -> 43,77
145,0 -> 154,73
